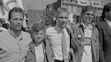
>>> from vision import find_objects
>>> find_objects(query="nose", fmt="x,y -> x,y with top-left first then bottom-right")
89,14 -> 94,17
38,34 -> 42,37
16,19 -> 23,23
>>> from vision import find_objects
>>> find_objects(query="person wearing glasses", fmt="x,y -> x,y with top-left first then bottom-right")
71,6 -> 99,62
0,7 -> 32,62
46,7 -> 78,62
96,2 -> 111,62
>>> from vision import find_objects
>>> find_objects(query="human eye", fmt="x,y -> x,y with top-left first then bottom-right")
65,17 -> 68,19
20,18 -> 23,21
13,18 -> 18,20
59,17 -> 64,19
91,14 -> 94,16
86,13 -> 90,15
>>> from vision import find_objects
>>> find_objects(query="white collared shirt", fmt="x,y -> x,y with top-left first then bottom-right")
46,27 -> 70,60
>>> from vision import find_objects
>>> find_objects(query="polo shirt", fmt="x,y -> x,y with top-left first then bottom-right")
0,29 -> 32,62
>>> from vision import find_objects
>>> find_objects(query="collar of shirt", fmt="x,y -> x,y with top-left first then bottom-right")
80,22 -> 93,30
8,29 -> 22,39
105,18 -> 111,22
105,18 -> 111,24
54,25 -> 63,33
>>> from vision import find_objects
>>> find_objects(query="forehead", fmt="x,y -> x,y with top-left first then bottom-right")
58,12 -> 69,16
84,10 -> 94,14
11,12 -> 23,18
32,30 -> 45,34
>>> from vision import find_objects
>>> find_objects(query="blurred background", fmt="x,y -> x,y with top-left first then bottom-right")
0,0 -> 110,28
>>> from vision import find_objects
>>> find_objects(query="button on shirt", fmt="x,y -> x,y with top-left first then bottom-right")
0,30 -> 32,62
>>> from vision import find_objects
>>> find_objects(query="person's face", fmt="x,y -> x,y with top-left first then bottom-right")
32,30 -> 45,43
57,12 -> 69,28
9,12 -> 24,31
82,10 -> 94,23
105,10 -> 111,21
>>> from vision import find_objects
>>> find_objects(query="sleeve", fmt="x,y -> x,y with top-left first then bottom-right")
96,23 -> 106,62
95,27 -> 99,62
0,58 -> 4,62
0,49 -> 4,62
25,48 -> 33,62
45,35 -> 54,62
70,25 -> 80,53
0,37 -> 5,62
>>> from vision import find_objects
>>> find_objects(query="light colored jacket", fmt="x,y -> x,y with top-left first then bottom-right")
71,23 -> 99,62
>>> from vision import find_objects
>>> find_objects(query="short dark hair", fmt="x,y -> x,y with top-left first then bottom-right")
101,2 -> 111,21
8,7 -> 24,20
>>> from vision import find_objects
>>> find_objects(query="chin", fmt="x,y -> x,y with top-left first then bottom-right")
15,28 -> 22,31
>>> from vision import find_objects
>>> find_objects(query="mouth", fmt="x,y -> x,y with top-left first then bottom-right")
87,18 -> 92,21
16,25 -> 21,28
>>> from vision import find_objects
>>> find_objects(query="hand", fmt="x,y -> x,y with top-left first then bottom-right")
69,48 -> 76,62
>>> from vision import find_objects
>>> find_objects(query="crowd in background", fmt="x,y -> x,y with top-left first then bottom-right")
0,2 -> 110,62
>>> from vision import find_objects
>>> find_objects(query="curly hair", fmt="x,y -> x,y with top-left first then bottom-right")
29,18 -> 46,33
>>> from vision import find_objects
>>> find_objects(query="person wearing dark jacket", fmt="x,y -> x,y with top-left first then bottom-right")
96,2 -> 111,62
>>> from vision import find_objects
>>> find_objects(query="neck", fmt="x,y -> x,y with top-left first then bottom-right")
34,41 -> 43,47
83,22 -> 91,26
10,28 -> 21,37
55,25 -> 63,33
105,18 -> 111,22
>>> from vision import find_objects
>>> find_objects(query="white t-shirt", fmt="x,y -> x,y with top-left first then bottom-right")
35,43 -> 44,62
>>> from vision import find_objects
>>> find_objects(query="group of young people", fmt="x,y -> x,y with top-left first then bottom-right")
0,2 -> 110,62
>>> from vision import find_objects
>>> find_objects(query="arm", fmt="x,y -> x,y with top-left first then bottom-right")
45,36 -> 54,62
25,48 -> 34,62
0,48 -> 6,62
0,58 -> 3,62
69,48 -> 76,62
69,25 -> 80,53
95,27 -> 100,62
96,24 -> 106,62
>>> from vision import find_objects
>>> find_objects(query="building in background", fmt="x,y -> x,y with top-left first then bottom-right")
61,0 -> 108,23
0,0 -> 57,27
0,0 -> 110,24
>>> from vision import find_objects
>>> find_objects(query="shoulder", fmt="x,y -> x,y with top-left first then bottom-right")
96,21 -> 106,30
96,21 -> 105,26
29,42 -> 35,48
22,31 -> 32,43
46,27 -> 55,31
22,31 -> 31,37
71,23 -> 81,32
71,23 -> 80,28
0,30 -> 9,38
46,27 -> 56,35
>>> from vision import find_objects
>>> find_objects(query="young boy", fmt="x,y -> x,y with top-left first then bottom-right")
25,19 -> 47,62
